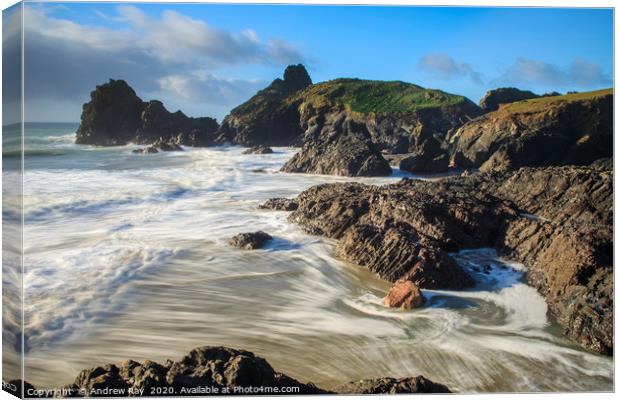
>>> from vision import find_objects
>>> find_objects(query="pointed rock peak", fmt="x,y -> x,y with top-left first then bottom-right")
283,64 -> 312,92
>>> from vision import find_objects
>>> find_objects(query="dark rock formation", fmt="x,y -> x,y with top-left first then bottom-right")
19,346 -> 455,396
215,65 -> 311,146
284,178 -> 519,288
132,147 -> 159,155
270,162 -> 612,354
259,198 -> 299,211
333,376 -> 451,394
59,346 -> 325,396
228,231 -> 273,250
479,87 -> 539,112
281,113 -> 392,177
215,66 -> 481,158
398,138 -> 449,173
484,164 -> 613,355
76,80 -> 218,146
384,280 -> 426,309
242,146 -> 274,155
450,89 -> 613,172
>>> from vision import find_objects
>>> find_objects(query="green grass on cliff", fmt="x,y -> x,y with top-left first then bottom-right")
505,88 -> 613,113
287,78 -> 470,114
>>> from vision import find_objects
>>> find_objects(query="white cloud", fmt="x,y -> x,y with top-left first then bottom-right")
418,53 -> 483,85
495,57 -> 611,88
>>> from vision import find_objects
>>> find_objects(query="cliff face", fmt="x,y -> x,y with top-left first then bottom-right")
215,67 -> 483,154
450,89 -> 613,172
76,79 -> 219,146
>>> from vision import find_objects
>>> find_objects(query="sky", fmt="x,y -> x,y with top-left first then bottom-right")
2,2 -> 614,123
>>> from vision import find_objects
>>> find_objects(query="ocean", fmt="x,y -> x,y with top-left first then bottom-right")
2,123 -> 613,392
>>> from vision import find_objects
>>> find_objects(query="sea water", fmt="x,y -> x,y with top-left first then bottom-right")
3,123 -> 613,392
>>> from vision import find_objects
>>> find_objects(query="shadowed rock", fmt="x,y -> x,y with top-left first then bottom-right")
242,146 -> 274,154
56,346 -> 326,397
76,80 -> 218,147
333,376 -> 451,394
281,113 -> 392,177
259,198 -> 299,211
228,231 -> 273,250
479,87 -> 540,112
132,146 -> 159,155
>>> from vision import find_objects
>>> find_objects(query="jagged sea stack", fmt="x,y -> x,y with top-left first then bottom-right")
76,79 -> 219,146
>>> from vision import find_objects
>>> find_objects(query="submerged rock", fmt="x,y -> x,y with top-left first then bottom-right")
242,146 -> 274,154
228,231 -> 273,250
281,113 -> 392,177
132,146 -> 159,155
384,280 -> 426,309
333,376 -> 451,394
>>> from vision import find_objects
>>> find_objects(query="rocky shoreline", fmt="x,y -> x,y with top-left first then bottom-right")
10,346 -> 450,397
261,160 -> 613,355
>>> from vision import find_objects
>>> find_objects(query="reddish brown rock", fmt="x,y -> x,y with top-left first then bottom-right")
384,280 -> 426,309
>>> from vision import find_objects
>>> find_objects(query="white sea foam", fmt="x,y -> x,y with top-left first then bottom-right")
17,137 -> 613,392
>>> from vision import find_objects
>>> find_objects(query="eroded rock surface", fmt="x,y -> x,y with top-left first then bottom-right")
56,346 -> 325,397
281,113 -> 392,177
266,162 -> 613,354
333,376 -> 451,394
259,198 -> 299,211
450,89 -> 613,172
228,231 -> 273,250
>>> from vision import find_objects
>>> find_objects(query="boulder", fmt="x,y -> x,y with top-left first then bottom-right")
450,88 -> 613,172
281,113 -> 392,177
384,280 -> 426,309
479,87 -> 540,112
333,376 -> 451,394
242,146 -> 274,155
228,231 -> 273,250
76,80 -> 218,146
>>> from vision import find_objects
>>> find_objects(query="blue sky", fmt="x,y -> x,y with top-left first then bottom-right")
4,3 -> 614,122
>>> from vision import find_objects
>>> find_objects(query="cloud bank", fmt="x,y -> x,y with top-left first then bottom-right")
10,5 -> 307,121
